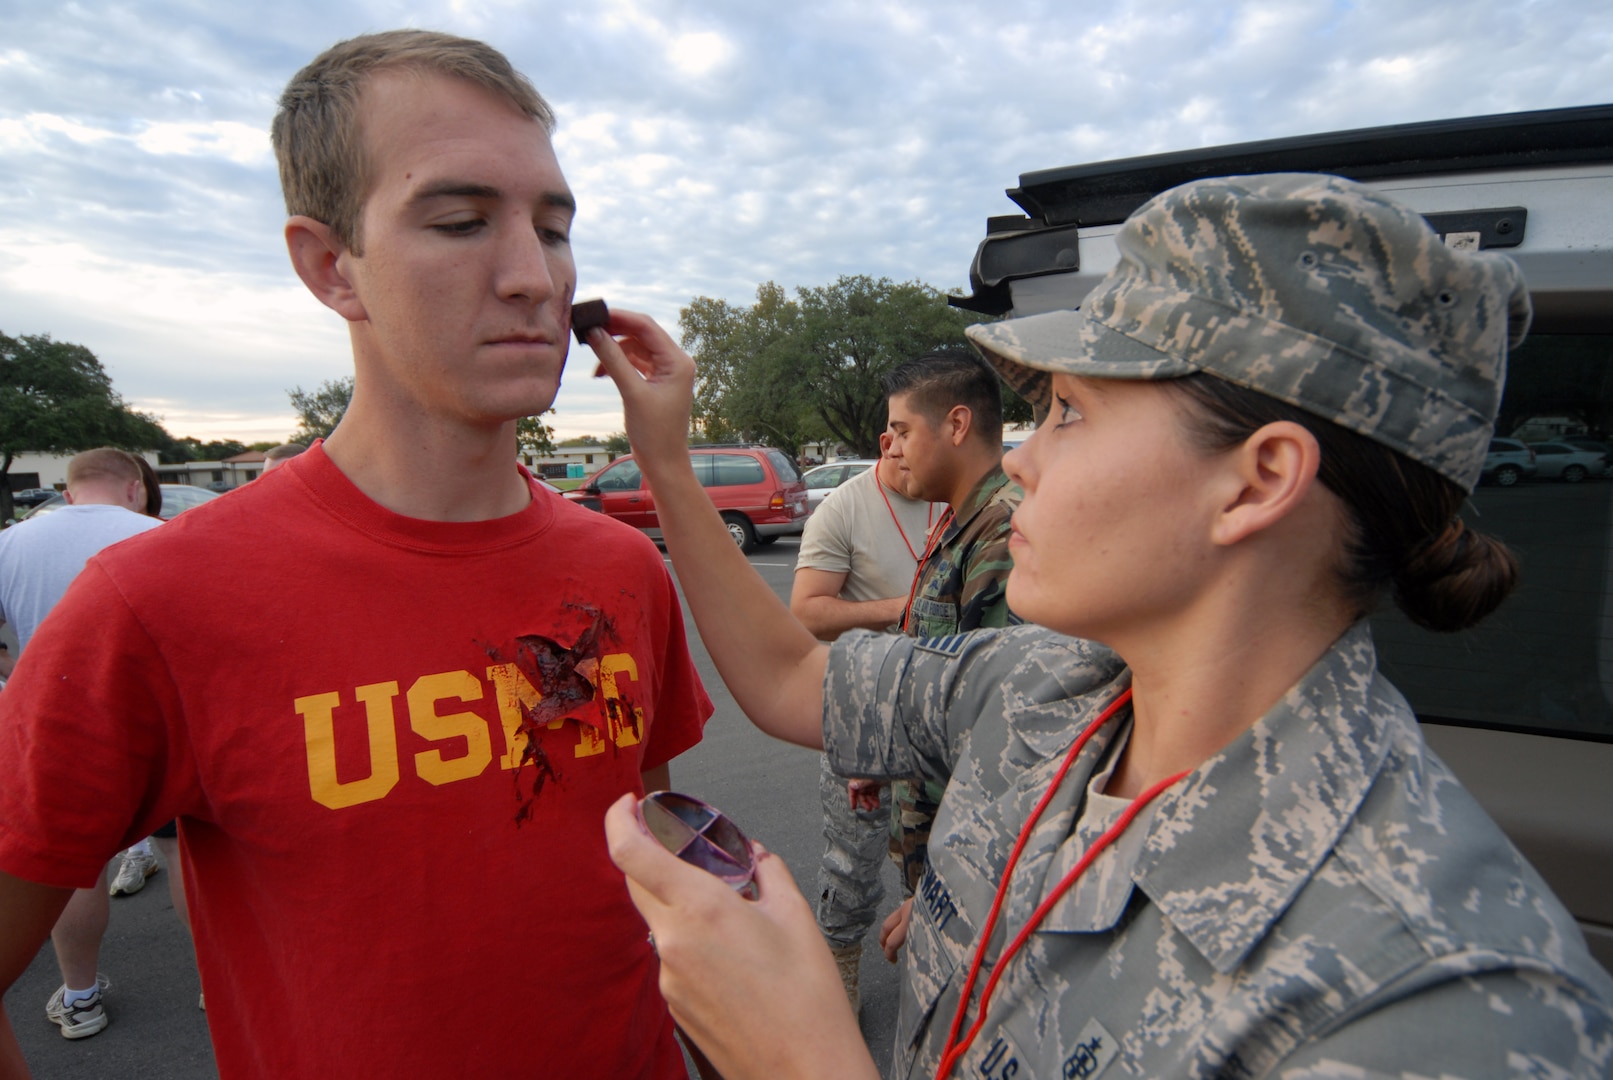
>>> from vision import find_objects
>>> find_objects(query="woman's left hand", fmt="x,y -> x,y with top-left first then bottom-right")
604,794 -> 878,1080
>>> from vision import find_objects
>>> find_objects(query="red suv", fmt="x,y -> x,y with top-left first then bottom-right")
564,446 -> 809,553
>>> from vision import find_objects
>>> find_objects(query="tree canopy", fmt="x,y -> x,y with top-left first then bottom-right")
287,376 -> 354,445
1,331 -> 167,517
679,275 -> 1019,459
515,415 -> 557,459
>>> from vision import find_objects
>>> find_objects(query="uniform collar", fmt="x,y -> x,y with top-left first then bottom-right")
1129,621 -> 1396,973
943,464 -> 1013,540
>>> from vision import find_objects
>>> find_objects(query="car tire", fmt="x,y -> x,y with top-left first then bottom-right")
1494,465 -> 1521,487
721,512 -> 758,553
1563,464 -> 1587,483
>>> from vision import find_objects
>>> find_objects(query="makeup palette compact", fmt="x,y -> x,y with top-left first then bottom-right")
636,791 -> 758,900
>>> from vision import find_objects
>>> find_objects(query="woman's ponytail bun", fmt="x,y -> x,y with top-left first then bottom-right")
1391,518 -> 1520,632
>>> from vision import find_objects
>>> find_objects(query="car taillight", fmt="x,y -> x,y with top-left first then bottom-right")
770,491 -> 785,509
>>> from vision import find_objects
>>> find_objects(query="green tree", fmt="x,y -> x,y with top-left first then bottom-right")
0,332 -> 167,519
603,432 -> 631,460
287,376 -> 354,444
679,276 -> 1006,460
516,414 -> 557,459
680,283 -> 821,457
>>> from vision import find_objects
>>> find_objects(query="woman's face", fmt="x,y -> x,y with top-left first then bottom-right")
1002,373 -> 1229,644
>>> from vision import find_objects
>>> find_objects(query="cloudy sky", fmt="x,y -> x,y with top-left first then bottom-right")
2,0 -> 1609,444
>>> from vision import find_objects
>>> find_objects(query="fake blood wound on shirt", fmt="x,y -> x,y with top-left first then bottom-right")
482,605 -> 642,826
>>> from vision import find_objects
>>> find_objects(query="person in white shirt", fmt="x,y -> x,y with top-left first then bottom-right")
0,448 -> 161,1039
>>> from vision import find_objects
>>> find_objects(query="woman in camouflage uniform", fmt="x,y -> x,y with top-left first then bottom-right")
598,174 -> 1613,1079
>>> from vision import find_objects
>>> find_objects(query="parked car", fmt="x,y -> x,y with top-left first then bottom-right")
1480,437 -> 1538,487
565,446 -> 809,553
947,103 -> 1613,968
1561,436 -> 1613,457
9,488 -> 59,508
801,459 -> 876,509
21,483 -> 219,522
1527,440 -> 1608,482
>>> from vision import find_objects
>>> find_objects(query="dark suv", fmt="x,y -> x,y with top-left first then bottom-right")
565,446 -> 809,553
950,104 -> 1613,970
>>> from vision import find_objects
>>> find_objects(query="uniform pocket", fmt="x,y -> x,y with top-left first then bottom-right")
909,597 -> 959,638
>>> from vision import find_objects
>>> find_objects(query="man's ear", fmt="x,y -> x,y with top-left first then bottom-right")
285,216 -> 366,323
944,404 -> 974,447
1208,420 -> 1323,547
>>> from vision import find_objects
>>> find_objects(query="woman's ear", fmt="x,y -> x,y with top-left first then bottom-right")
285,216 -> 366,323
1209,420 -> 1323,546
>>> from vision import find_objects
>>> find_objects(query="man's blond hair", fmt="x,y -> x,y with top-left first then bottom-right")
270,30 -> 555,255
66,448 -> 143,488
264,443 -> 307,463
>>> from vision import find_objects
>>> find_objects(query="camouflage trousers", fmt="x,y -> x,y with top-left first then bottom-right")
889,778 -> 945,896
813,755 -> 888,949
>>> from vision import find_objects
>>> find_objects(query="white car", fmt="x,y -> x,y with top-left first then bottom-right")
801,459 -> 877,510
1526,441 -> 1607,482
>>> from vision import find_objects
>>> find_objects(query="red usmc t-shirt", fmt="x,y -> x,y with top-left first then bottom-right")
0,445 -> 711,1078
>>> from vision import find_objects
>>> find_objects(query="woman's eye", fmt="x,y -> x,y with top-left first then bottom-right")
1054,394 -> 1082,427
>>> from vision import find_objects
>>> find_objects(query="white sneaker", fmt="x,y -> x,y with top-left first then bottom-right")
46,978 -> 110,1039
109,848 -> 160,896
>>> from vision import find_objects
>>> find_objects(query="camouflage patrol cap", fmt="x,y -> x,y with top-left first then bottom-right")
966,173 -> 1532,491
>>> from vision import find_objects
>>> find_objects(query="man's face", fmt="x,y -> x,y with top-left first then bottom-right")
885,392 -> 951,502
338,70 -> 577,429
874,431 -> 907,495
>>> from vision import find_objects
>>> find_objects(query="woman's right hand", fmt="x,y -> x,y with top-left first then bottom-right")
604,794 -> 878,1080
585,309 -> 698,475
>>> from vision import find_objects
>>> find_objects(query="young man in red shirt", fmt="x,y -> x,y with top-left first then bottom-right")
0,31 -> 710,1079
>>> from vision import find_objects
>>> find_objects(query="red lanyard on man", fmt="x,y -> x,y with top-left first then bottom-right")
899,507 -> 954,635
934,688 -> 1189,1078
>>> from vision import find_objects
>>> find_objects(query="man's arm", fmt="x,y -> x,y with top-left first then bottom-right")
1,872 -> 75,1078
589,312 -> 827,750
789,569 -> 905,641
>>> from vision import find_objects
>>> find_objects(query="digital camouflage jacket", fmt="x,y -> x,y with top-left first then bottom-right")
825,622 -> 1613,1079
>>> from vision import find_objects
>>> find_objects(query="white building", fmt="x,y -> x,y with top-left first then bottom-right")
5,449 -> 160,492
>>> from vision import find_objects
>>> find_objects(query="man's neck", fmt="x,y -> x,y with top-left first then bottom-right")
940,448 -> 1004,517
322,395 -> 532,523
63,483 -> 138,510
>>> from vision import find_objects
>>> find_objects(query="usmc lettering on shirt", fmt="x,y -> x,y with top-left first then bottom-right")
294,650 -> 645,811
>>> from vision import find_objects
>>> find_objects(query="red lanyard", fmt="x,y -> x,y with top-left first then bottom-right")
876,477 -> 936,563
900,507 -> 954,634
935,688 -> 1189,1079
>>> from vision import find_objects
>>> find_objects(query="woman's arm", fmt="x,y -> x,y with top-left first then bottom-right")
588,312 -> 828,749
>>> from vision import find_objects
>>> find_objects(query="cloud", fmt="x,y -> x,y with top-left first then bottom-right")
1,0 -> 1610,441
